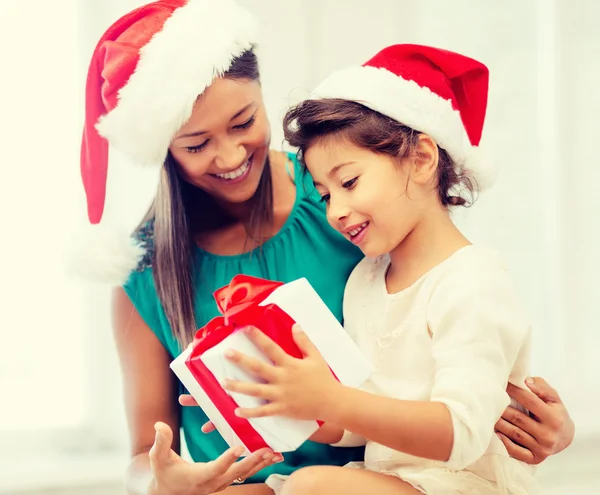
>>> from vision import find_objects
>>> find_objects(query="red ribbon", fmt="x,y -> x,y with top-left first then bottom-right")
185,275 -> 303,453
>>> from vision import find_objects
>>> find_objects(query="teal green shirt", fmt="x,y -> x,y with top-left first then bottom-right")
124,153 -> 364,483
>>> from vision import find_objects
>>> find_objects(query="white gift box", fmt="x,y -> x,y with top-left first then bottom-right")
170,277 -> 374,455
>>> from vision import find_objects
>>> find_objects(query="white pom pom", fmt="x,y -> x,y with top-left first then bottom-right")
63,223 -> 147,286
462,146 -> 498,192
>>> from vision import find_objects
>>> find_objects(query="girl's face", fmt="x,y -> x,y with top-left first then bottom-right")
169,77 -> 271,205
305,137 -> 435,258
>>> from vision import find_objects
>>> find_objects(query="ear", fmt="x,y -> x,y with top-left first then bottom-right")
410,134 -> 439,185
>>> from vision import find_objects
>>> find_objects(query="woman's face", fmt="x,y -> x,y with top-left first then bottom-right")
169,78 -> 271,205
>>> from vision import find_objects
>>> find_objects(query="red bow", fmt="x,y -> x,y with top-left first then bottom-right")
185,275 -> 303,452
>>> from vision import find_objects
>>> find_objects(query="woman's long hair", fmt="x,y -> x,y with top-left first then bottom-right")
137,50 -> 273,349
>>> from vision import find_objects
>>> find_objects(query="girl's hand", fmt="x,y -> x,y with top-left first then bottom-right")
495,377 -> 575,465
148,422 -> 279,495
223,325 -> 340,421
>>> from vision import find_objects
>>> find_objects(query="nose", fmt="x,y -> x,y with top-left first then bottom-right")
326,196 -> 350,229
214,137 -> 246,171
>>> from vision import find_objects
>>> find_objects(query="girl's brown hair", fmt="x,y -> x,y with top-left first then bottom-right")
283,98 -> 476,207
136,49 -> 272,349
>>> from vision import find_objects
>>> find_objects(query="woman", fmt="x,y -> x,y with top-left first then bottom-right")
77,1 -> 575,494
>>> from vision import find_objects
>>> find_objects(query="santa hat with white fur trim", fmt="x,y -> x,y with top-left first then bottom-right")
311,44 -> 496,189
72,0 -> 259,285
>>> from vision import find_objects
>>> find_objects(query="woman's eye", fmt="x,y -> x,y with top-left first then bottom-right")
186,141 -> 209,153
234,115 -> 256,130
319,193 -> 331,204
342,177 -> 358,189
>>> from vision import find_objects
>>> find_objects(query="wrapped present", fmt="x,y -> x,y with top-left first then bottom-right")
170,275 -> 373,455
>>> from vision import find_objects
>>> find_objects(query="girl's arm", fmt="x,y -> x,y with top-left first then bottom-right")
321,264 -> 532,469
308,423 -> 344,444
225,261 -> 530,470
322,389 -> 454,461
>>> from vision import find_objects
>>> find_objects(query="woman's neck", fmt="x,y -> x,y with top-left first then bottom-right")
192,150 -> 296,255
386,206 -> 470,294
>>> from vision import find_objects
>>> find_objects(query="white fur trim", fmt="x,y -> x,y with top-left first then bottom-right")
312,66 -> 496,190
64,224 -> 146,286
96,0 -> 259,167
462,146 -> 497,191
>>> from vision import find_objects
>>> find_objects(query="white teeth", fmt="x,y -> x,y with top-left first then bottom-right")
214,158 -> 251,180
349,222 -> 368,237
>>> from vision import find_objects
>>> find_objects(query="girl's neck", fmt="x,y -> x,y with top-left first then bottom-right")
386,206 -> 470,294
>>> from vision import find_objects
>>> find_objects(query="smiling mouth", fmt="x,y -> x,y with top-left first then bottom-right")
211,154 -> 253,180
348,222 -> 369,238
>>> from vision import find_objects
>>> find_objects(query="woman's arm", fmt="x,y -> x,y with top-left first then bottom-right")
112,287 -> 181,494
112,288 -> 276,495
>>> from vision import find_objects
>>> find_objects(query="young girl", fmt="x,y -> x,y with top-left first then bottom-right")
221,44 -> 543,494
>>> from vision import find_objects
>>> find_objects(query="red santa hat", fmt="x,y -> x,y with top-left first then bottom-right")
71,0 -> 259,285
311,44 -> 496,189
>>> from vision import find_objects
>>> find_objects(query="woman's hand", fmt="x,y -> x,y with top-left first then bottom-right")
148,422 -> 279,495
495,377 -> 575,465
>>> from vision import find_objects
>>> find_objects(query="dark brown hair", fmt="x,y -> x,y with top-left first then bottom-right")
283,98 -> 476,207
138,49 -> 272,349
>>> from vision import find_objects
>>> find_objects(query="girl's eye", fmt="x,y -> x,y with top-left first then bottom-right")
319,193 -> 331,204
186,141 -> 209,153
342,177 -> 358,189
234,115 -> 256,130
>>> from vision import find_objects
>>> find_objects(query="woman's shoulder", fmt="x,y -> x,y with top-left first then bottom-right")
277,148 -> 320,199
123,220 -> 158,310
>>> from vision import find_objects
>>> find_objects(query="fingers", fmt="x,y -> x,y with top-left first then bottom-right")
244,326 -> 290,365
222,449 -> 280,483
244,452 -> 284,479
201,421 -> 216,434
206,448 -> 282,491
292,324 -> 319,358
225,348 -> 279,382
495,418 -> 538,451
500,405 -> 544,440
224,379 -> 276,401
524,377 -> 561,404
178,394 -> 199,407
506,383 -> 553,423
496,432 -> 535,464
235,403 -> 281,419
204,445 -> 247,478
149,422 -> 174,468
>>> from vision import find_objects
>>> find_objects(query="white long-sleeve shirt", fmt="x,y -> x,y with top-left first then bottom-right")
338,245 -> 541,494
